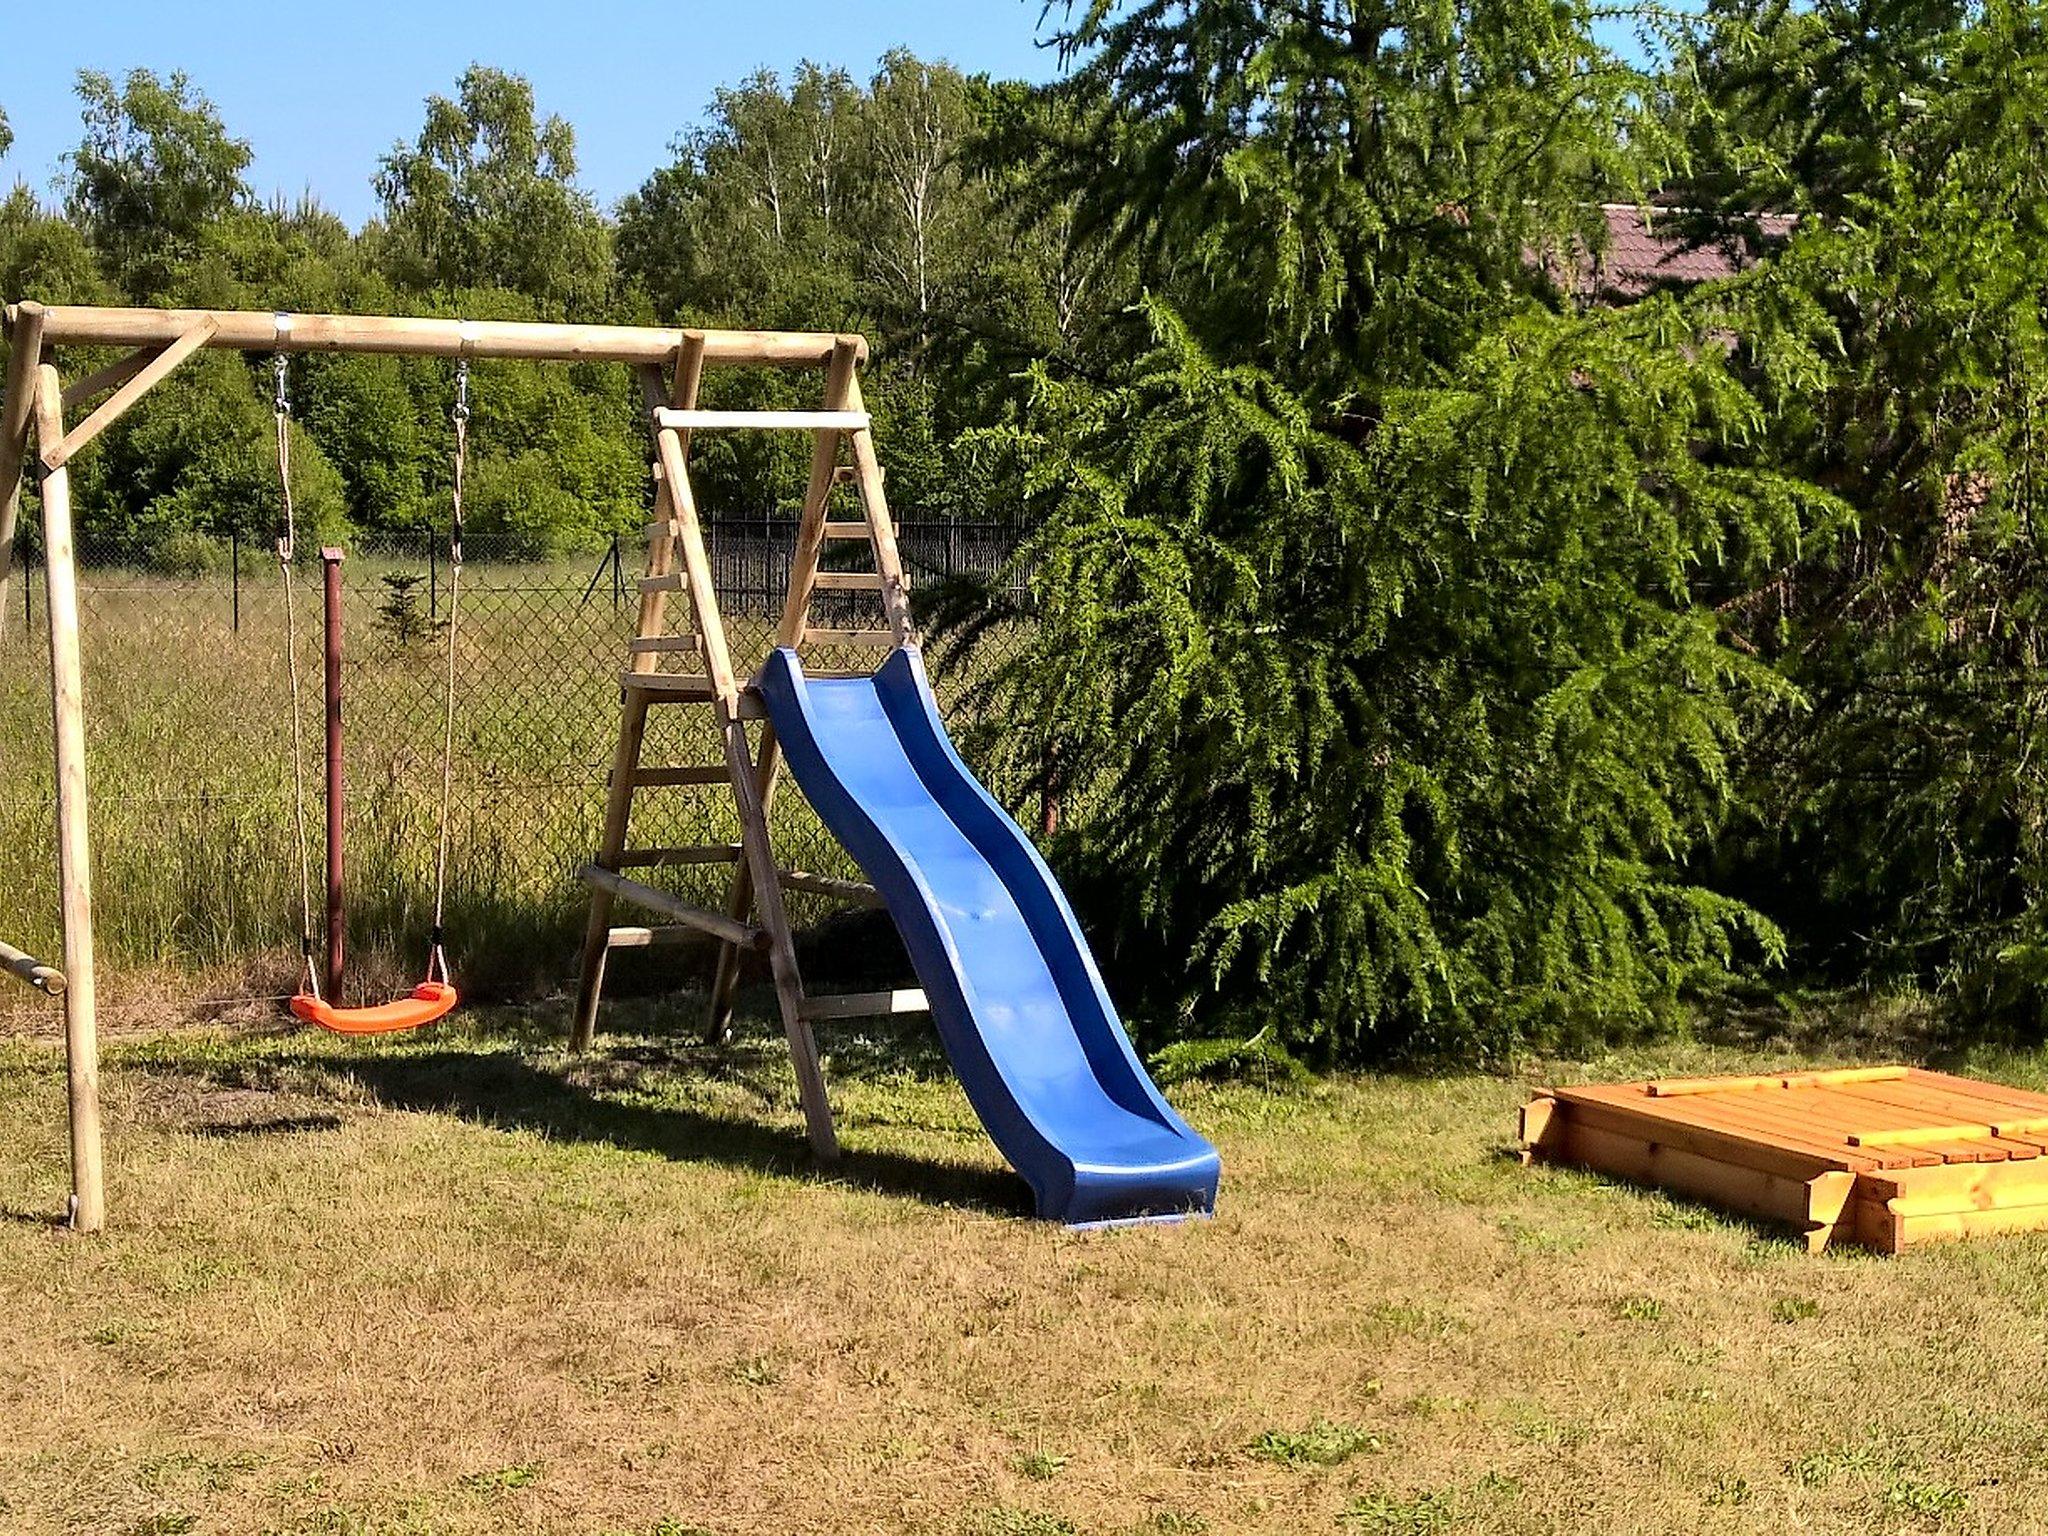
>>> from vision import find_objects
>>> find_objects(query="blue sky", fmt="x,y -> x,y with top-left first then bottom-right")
0,1 -> 1064,227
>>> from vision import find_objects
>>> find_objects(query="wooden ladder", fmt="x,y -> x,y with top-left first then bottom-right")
570,336 -> 926,1158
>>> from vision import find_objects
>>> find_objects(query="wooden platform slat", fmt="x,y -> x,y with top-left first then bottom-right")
626,765 -> 729,787
1835,1078 -> 2048,1157
1730,1081 -> 2023,1164
1574,1077 -> 1949,1167
1646,1066 -> 1909,1097
1555,1083 -> 1907,1169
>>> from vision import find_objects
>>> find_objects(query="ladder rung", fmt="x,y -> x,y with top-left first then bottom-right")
799,988 -> 929,1022
625,765 -> 729,787
642,519 -> 679,539
804,627 -> 895,647
655,408 -> 869,432
580,866 -> 768,951
629,635 -> 701,654
620,674 -> 769,718
620,672 -> 715,695
777,868 -> 885,908
605,925 -> 702,949
638,572 -> 685,592
616,844 -> 743,867
811,571 -> 884,591
821,521 -> 870,539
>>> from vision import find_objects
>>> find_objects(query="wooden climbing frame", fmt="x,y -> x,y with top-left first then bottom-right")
0,301 -> 905,1228
1523,1065 -> 2048,1253
569,334 -> 929,1160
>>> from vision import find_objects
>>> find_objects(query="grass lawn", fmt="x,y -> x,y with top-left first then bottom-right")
4,999 -> 2047,1535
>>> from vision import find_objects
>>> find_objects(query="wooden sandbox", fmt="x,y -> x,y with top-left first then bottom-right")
1521,1066 -> 2048,1254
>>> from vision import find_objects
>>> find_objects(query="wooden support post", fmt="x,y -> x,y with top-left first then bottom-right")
571,343 -> 705,1051
32,363 -> 104,1233
844,372 -> 916,646
649,417 -> 837,1157
0,301 -> 47,644
706,339 -> 862,1041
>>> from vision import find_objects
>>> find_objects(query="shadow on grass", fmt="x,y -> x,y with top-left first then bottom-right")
122,1028 -> 1030,1219
340,1049 -> 1032,1218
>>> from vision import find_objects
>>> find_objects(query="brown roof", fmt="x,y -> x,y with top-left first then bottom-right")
1567,204 -> 1798,302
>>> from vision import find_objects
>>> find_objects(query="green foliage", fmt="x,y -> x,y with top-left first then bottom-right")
7,15 -> 2048,1052
1677,0 -> 2048,1028
375,66 -> 612,312
375,573 -> 440,649
944,298 -> 1834,1059
65,69 -> 252,294
84,351 -> 348,556
1031,0 -> 1666,389
1148,1027 -> 1309,1087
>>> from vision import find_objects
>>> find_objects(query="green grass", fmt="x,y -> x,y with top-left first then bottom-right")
1,1009 -> 2045,1533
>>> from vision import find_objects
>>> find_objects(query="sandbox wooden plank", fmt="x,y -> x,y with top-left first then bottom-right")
1551,1085 -> 1869,1166
1907,1069 -> 2048,1118
1550,1096 -> 1869,1178
1600,1087 -> 1915,1170
1670,1078 -> 1996,1165
1764,1086 -> 2019,1164
1551,1118 -> 1817,1230
1831,1080 -> 2048,1159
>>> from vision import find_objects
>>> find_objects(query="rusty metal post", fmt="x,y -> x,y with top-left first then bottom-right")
321,546 -> 346,1002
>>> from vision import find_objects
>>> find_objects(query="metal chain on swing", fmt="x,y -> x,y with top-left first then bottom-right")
426,353 -> 468,985
272,323 -> 322,1001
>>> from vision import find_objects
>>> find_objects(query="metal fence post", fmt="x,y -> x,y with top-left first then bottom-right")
230,527 -> 240,633
321,546 -> 346,1003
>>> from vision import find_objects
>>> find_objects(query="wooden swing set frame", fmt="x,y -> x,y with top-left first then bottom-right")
1,300 -> 919,1232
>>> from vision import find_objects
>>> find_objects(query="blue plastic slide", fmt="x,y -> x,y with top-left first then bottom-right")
757,646 -> 1221,1225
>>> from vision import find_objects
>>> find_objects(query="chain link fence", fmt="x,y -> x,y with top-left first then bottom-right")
0,509 -> 1027,1014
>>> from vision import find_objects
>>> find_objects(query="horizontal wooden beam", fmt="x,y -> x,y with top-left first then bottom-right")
578,866 -> 768,950
1646,1066 -> 1910,1098
777,868 -> 885,908
0,938 -> 65,996
616,844 -> 744,867
606,925 -> 711,950
653,408 -> 869,432
6,302 -> 867,370
798,988 -> 929,1021
622,764 -> 729,787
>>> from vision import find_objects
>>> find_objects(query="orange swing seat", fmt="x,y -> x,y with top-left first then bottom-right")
290,981 -> 459,1036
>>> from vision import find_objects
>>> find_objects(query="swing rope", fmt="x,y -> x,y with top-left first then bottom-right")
272,333 -> 322,1003
426,359 -> 467,985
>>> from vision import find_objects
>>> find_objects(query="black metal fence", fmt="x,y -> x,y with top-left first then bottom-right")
0,509 -> 1027,1005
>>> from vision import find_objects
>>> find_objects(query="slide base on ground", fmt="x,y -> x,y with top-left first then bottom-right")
758,646 -> 1220,1226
